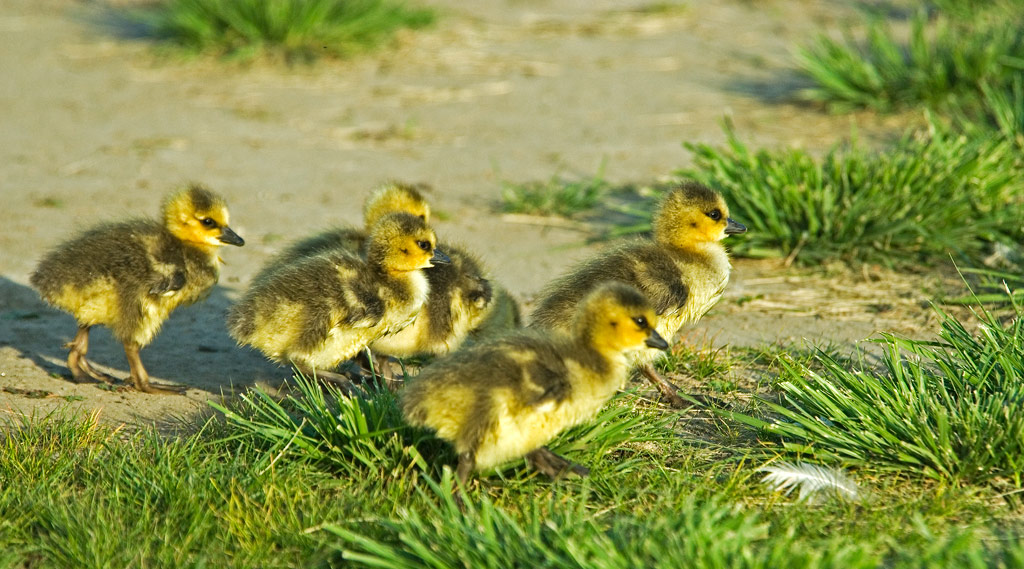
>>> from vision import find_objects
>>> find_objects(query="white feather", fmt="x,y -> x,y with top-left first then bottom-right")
759,461 -> 860,502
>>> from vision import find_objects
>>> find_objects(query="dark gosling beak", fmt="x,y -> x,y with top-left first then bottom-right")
645,329 -> 669,350
218,226 -> 245,246
430,248 -> 451,264
725,218 -> 747,235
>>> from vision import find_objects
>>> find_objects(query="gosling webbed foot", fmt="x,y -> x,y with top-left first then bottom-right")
375,357 -> 410,393
526,447 -> 589,479
134,379 -> 189,395
302,368 -> 367,398
353,350 -> 405,392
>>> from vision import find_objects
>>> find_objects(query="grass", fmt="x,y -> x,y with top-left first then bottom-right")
329,479 -> 1024,568
0,409 -> 343,567
728,291 -> 1024,487
795,5 -> 1024,113
675,119 -> 1024,266
3,346 -> 1024,566
655,341 -> 737,392
501,169 -> 611,218
325,474 -> 868,569
210,373 -> 441,478
733,341 -> 853,394
959,75 -> 1024,148
131,0 -> 436,62
948,267 -> 1024,304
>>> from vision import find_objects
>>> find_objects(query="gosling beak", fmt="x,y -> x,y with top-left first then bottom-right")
725,218 -> 747,235
429,248 -> 451,265
645,329 -> 669,350
218,226 -> 245,246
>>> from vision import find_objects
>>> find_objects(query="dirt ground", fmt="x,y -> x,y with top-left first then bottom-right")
0,0 -> 947,429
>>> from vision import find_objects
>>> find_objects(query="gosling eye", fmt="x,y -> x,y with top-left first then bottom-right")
418,214 -> 427,221
707,209 -> 722,221
200,217 -> 217,228
416,240 -> 431,252
632,316 -> 649,329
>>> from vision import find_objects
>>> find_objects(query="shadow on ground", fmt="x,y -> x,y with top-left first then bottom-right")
0,277 -> 290,429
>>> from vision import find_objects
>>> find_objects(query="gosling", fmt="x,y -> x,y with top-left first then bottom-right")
401,282 -> 668,485
529,181 -> 746,408
30,184 -> 245,394
227,212 -> 448,386
370,243 -> 497,359
250,182 -> 430,286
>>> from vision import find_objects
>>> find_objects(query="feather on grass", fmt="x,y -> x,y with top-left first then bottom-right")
760,461 -> 860,502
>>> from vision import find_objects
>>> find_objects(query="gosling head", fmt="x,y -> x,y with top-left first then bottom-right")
363,182 -> 431,230
652,181 -> 745,251
575,282 -> 669,355
163,184 -> 245,249
368,212 -> 449,273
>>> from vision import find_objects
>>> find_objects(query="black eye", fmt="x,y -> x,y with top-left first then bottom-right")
200,217 -> 216,228
707,209 -> 722,221
416,240 -> 431,252
632,316 -> 648,329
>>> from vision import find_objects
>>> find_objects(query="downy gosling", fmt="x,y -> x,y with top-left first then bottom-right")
401,282 -> 668,485
370,242 -> 497,359
226,212 -> 448,386
30,184 -> 244,394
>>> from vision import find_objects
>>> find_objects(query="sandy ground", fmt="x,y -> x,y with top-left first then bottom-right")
0,0 -> 940,429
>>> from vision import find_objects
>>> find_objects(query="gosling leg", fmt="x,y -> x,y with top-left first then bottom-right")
64,325 -> 115,384
453,451 -> 477,510
639,363 -> 691,409
455,451 -> 476,487
123,341 -> 187,395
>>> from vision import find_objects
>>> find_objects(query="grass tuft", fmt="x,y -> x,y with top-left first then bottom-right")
731,292 -> 1024,486
677,120 -> 1024,266
655,341 -> 734,389
501,170 -> 610,217
795,8 -> 1024,113
948,267 -> 1024,305
210,373 -> 443,477
540,390 -> 676,476
961,76 -> 1024,148
324,471 -> 584,569
133,0 -> 435,62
